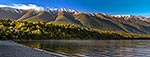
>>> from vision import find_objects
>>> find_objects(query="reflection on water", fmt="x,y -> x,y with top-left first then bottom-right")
17,40 -> 150,57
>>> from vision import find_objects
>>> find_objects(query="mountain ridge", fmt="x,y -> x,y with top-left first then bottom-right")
1,7 -> 150,34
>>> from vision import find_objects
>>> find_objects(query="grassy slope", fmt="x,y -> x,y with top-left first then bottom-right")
25,11 -> 55,22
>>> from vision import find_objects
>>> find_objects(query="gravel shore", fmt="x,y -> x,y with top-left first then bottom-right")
0,40 -> 67,57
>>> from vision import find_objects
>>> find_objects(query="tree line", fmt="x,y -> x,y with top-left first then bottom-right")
0,19 -> 150,40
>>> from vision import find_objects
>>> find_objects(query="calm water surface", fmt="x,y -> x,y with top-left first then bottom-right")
17,40 -> 150,57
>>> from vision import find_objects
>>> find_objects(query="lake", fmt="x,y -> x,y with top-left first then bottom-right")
16,40 -> 150,57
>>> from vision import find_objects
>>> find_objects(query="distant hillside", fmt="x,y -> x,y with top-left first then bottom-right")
1,7 -> 150,34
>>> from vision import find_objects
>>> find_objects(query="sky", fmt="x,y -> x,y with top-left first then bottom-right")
0,0 -> 150,16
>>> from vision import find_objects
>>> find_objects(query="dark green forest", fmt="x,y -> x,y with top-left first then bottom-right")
0,19 -> 150,40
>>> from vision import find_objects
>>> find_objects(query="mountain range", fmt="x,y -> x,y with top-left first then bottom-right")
1,7 -> 150,34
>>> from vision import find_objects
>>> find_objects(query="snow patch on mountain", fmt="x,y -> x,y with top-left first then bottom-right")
111,15 -> 132,17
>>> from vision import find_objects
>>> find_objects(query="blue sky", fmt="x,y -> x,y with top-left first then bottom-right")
0,0 -> 150,16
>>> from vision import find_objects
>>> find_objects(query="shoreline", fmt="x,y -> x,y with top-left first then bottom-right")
0,40 -> 68,57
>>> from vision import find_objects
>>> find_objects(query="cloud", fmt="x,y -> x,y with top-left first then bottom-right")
0,4 -> 44,10
0,4 -> 7,7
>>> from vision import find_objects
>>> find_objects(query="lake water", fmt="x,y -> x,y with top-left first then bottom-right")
17,40 -> 150,57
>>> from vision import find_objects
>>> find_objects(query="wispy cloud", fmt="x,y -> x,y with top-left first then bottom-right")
0,4 -> 44,10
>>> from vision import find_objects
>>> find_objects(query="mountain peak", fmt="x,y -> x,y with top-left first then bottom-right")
45,8 -> 78,13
